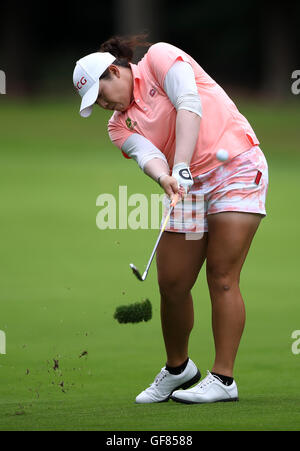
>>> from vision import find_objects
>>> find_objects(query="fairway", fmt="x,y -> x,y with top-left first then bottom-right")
0,97 -> 300,431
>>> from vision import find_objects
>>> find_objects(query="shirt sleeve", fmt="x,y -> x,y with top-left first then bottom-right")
147,42 -> 191,88
108,112 -> 133,152
121,134 -> 168,171
163,61 -> 202,117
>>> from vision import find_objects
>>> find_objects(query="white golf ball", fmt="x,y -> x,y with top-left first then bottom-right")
216,149 -> 229,162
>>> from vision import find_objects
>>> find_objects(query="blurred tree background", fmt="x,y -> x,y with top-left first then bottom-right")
0,0 -> 299,99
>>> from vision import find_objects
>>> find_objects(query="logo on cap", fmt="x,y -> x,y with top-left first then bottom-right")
76,77 -> 87,91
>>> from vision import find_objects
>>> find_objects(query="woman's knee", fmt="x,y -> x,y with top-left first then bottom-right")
206,264 -> 240,293
158,271 -> 192,300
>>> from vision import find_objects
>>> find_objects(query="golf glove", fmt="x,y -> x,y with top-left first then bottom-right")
172,162 -> 194,195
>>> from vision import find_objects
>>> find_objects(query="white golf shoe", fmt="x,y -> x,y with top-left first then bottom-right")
135,359 -> 201,403
171,370 -> 239,404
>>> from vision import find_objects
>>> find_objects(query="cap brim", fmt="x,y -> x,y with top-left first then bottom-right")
79,81 -> 99,118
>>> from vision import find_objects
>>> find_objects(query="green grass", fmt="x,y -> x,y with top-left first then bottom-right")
0,96 -> 300,431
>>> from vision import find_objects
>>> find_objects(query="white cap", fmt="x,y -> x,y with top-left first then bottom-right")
73,52 -> 116,118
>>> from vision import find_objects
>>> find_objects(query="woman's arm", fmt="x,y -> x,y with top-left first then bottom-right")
121,134 -> 179,199
122,134 -> 169,180
174,109 -> 201,167
164,61 -> 202,193
121,61 -> 202,200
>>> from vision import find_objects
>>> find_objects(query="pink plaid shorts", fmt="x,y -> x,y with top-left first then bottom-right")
163,146 -> 268,235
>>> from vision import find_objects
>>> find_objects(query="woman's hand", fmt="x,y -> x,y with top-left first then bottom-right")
159,175 -> 185,200
172,162 -> 194,195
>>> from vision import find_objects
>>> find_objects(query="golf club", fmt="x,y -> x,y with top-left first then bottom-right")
130,193 -> 180,281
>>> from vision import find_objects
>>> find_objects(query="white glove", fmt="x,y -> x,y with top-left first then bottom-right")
172,162 -> 194,195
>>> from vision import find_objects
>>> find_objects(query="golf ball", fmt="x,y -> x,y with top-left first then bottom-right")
216,149 -> 229,162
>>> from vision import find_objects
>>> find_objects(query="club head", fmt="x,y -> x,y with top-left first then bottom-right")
129,263 -> 144,282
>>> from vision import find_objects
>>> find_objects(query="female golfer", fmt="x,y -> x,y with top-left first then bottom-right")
73,35 -> 268,404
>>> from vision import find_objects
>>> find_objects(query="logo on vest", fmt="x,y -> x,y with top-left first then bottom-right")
126,117 -> 137,131
149,88 -> 157,97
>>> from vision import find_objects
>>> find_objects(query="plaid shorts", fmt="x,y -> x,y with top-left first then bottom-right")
162,146 -> 268,237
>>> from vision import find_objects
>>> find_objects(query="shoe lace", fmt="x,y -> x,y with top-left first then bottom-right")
198,371 -> 215,389
150,368 -> 169,388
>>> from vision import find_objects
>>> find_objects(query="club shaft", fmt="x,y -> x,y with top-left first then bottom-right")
142,205 -> 174,278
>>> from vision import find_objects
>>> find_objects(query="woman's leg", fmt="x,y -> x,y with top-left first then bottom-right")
156,231 -> 207,367
206,212 -> 262,377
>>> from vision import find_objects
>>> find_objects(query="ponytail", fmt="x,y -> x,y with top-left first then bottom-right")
99,34 -> 152,78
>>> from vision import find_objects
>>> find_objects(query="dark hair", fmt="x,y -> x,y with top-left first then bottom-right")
99,34 -> 152,79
